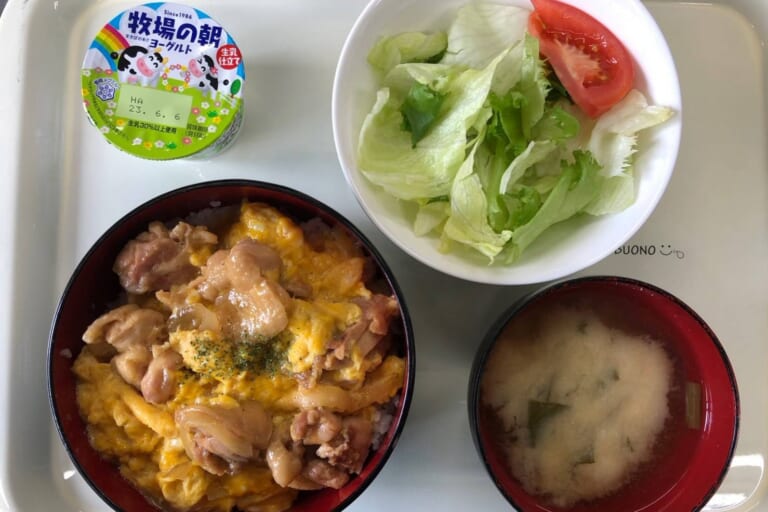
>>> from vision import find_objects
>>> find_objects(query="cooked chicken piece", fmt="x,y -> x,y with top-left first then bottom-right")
140,345 -> 183,404
83,304 -> 183,400
82,304 -> 166,352
353,329 -> 391,369
243,409 -> 274,452
325,294 -> 399,370
170,221 -> 219,248
290,408 -> 343,445
316,416 -> 373,474
112,345 -> 152,388
176,402 -> 273,476
300,218 -> 362,260
300,217 -> 332,253
284,476 -> 323,491
229,279 -> 290,339
266,423 -> 305,487
226,238 -> 282,287
86,341 -> 118,362
192,240 -> 291,339
294,356 -> 325,388
196,240 -> 281,299
195,250 -> 229,302
266,426 -> 350,491
167,303 -> 220,332
362,294 -> 399,337
114,221 -> 217,294
281,278 -> 313,299
298,459 -> 349,490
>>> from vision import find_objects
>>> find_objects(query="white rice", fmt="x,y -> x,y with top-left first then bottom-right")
371,396 -> 398,450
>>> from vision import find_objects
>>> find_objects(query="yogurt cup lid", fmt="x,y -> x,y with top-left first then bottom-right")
81,3 -> 245,160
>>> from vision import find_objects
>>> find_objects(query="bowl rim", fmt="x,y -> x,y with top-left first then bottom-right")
47,178 -> 417,512
467,274 -> 740,511
331,0 -> 683,286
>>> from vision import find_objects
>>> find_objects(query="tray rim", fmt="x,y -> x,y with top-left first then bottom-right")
0,0 -> 767,511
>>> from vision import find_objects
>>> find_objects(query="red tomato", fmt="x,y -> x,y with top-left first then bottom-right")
528,0 -> 635,118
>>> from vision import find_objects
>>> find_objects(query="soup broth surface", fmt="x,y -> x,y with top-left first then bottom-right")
481,301 -> 674,508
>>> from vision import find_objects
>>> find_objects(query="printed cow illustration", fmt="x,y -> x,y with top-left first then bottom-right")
188,55 -> 231,98
111,46 -> 164,87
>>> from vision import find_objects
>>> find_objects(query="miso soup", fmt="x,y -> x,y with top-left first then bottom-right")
480,291 -> 679,508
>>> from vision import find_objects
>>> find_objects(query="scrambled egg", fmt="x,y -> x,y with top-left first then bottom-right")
73,202 -> 405,512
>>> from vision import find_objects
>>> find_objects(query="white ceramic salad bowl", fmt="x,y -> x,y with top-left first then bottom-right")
332,0 -> 682,285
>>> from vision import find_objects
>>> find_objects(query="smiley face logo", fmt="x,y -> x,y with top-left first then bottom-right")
659,244 -> 674,256
659,243 -> 685,259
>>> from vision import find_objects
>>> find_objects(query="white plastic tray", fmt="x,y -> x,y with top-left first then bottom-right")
0,1 -> 766,511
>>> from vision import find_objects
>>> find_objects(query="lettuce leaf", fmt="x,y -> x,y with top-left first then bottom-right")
507,150 -> 602,259
442,2 -> 530,69
358,50 -> 508,200
533,105 -> 581,142
499,140 -> 558,193
368,31 -> 448,76
585,89 -> 675,215
357,4 -> 675,264
443,143 -> 513,260
483,35 -> 551,149
473,35 -> 573,234
414,200 -> 451,235
516,35 -> 550,139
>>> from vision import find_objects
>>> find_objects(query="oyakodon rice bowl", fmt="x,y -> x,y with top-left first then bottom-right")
48,180 -> 414,512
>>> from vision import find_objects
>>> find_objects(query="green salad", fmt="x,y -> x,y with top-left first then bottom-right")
357,2 -> 674,262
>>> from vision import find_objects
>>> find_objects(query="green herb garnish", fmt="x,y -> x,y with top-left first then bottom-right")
232,337 -> 285,375
189,334 -> 286,379
575,446 -> 595,465
400,82 -> 446,147
528,399 -> 569,447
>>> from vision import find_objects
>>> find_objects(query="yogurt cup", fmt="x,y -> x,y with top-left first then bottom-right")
81,3 -> 245,160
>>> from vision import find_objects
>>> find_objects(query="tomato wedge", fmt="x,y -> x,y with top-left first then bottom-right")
528,0 -> 635,118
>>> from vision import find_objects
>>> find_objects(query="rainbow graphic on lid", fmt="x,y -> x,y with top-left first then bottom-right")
91,24 -> 129,71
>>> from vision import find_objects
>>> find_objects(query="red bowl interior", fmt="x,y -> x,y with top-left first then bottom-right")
48,179 -> 415,512
470,276 -> 739,512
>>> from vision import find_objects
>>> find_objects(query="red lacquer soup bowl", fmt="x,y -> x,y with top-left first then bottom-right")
468,276 -> 739,512
48,179 -> 415,512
